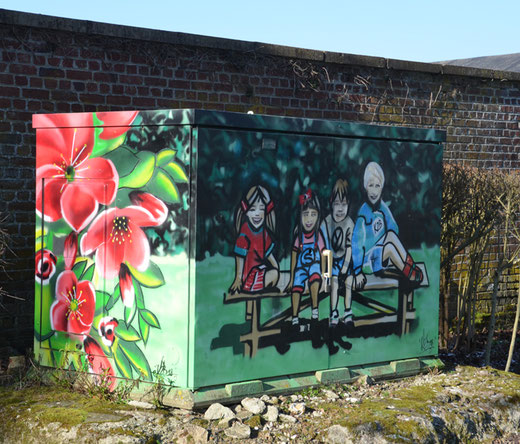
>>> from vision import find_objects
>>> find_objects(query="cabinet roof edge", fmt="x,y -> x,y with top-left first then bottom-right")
33,109 -> 446,143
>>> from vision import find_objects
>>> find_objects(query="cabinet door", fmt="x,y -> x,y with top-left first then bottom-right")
327,137 -> 442,370
34,116 -> 192,388
194,127 -> 335,388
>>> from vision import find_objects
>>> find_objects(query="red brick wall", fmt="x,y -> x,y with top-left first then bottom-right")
0,9 -> 519,353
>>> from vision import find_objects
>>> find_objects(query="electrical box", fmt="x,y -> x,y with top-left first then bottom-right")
34,109 -> 444,406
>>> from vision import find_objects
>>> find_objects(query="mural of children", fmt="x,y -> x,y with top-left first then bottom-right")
320,179 -> 355,326
285,189 -> 326,326
229,186 -> 280,319
352,162 -> 423,291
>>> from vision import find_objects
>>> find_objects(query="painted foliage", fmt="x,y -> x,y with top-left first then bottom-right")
34,110 -> 190,386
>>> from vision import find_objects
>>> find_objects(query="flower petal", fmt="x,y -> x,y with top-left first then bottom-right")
123,220 -> 150,272
129,192 -> 168,226
76,157 -> 119,206
36,165 -> 67,222
96,240 -> 124,279
119,206 -> 158,227
80,208 -> 117,256
119,264 -> 135,307
67,280 -> 96,335
36,113 -> 94,169
97,111 -> 138,140
50,299 -> 68,332
55,270 -> 78,303
61,185 -> 99,232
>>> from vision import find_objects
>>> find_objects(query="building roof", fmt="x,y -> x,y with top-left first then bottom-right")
439,53 -> 520,73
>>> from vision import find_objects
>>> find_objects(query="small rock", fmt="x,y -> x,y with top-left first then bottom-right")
260,394 -> 270,403
127,400 -> 154,409
355,374 -> 374,386
263,405 -> 279,422
270,396 -> 279,405
241,397 -> 266,415
204,403 -> 234,421
236,409 -> 253,421
174,424 -> 208,444
288,402 -> 306,415
344,397 -> 360,404
323,389 -> 339,400
326,424 -> 354,444
217,417 -> 233,429
234,404 -> 242,413
224,422 -> 251,439
185,424 -> 208,443
279,414 -> 297,424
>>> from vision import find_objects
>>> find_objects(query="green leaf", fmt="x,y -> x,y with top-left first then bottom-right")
138,315 -> 151,345
81,264 -> 95,282
95,290 -> 110,314
118,151 -> 156,189
135,281 -> 145,310
140,309 -> 161,329
127,261 -> 165,288
147,170 -> 180,204
162,161 -> 188,183
156,148 -> 177,166
72,260 -> 87,279
124,301 -> 137,327
113,340 -> 133,379
105,285 -> 121,312
119,341 -> 152,380
115,322 -> 141,342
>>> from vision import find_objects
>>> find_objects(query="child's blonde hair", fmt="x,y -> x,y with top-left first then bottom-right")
235,185 -> 276,234
363,162 -> 385,189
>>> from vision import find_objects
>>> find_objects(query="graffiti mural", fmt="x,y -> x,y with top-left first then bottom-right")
34,110 -> 191,388
35,110 -> 443,391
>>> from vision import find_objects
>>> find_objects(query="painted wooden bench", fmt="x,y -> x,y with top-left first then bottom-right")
224,263 -> 428,357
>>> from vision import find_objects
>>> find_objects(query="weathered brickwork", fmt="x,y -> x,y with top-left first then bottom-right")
0,9 -> 519,352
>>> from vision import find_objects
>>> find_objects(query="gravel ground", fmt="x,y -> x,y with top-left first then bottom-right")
1,362 -> 519,443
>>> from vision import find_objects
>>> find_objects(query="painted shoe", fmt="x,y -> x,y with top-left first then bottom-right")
330,309 -> 339,327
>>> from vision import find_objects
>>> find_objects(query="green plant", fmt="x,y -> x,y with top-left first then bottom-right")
147,358 -> 176,407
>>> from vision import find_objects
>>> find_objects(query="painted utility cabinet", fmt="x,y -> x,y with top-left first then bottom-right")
33,109 -> 444,402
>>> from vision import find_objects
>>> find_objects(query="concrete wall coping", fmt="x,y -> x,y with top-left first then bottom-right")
2,8 -> 520,82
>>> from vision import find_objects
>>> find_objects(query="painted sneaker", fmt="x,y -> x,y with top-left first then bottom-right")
342,311 -> 354,327
330,309 -> 339,327
312,308 -> 319,320
292,317 -> 299,326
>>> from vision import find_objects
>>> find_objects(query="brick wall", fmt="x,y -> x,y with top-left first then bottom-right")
0,9 -> 519,353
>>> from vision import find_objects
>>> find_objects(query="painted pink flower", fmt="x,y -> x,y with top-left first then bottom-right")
50,270 -> 95,335
98,317 -> 119,347
96,111 -> 138,140
84,336 -> 117,391
80,193 -> 167,306
35,249 -> 57,284
36,113 -> 119,232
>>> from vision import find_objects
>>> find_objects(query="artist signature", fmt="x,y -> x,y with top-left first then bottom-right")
420,329 -> 434,352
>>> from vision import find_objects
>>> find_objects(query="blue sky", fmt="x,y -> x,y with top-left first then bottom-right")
2,1 -> 518,63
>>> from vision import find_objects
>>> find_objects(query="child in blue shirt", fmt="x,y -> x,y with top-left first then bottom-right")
352,162 -> 423,290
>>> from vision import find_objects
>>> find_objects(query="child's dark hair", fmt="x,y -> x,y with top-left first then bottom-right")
329,178 -> 350,206
296,188 -> 321,249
